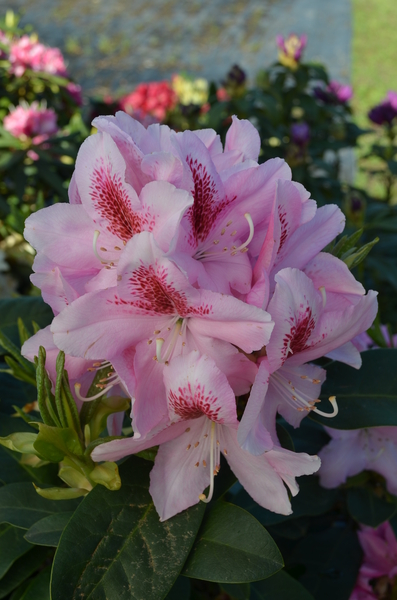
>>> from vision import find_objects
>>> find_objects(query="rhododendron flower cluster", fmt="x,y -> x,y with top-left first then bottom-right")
350,522 -> 397,600
23,112 -> 377,521
4,101 -> 58,141
119,81 -> 177,123
314,80 -> 353,105
276,33 -> 307,69
8,34 -> 68,77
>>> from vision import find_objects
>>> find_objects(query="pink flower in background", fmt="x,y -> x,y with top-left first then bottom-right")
314,80 -> 353,104
368,91 -> 397,126
119,81 -> 177,122
350,522 -> 397,600
4,102 -> 58,140
9,35 -> 68,77
92,352 -> 320,521
276,33 -> 307,69
319,426 -> 397,495
66,82 -> 83,106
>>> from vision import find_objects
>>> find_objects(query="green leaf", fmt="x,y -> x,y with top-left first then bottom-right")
289,526 -> 362,600
347,488 -> 397,527
50,456 -> 205,600
250,571 -> 314,599
164,576 -> 191,600
0,483 -> 80,529
33,424 -> 84,462
310,350 -> 397,429
182,501 -> 283,583
10,565 -> 50,600
24,512 -> 73,547
0,547 -> 50,600
0,432 -> 37,454
0,524 -> 31,579
0,298 -> 52,355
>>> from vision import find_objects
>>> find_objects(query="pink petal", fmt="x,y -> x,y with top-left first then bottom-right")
224,115 -> 261,162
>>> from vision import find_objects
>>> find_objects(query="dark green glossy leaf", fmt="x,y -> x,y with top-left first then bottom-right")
0,298 -> 52,355
289,526 -> 362,600
311,350 -> 397,429
232,476 -> 337,526
51,457 -> 205,600
0,547 -> 50,600
10,566 -> 50,600
250,571 -> 314,600
0,483 -> 80,529
0,524 -> 31,578
24,512 -> 73,547
182,501 -> 283,583
347,488 -> 397,527
0,373 -> 36,414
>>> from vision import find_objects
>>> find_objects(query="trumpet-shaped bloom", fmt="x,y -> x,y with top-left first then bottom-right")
350,522 -> 397,600
239,262 -> 377,454
25,132 -> 193,303
319,426 -> 397,496
92,353 -> 320,521
51,232 -> 273,437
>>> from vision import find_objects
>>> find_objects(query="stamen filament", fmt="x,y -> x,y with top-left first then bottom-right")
75,381 -> 115,402
200,421 -> 216,504
312,395 -> 338,418
155,338 -> 165,362
234,213 -> 254,252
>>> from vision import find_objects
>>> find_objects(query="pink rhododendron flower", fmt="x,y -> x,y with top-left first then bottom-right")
319,426 -> 397,495
50,231 -> 273,437
350,522 -> 397,600
119,81 -> 177,122
9,35 -> 68,77
314,80 -> 353,104
92,352 -> 320,521
276,33 -> 307,69
4,102 -> 58,140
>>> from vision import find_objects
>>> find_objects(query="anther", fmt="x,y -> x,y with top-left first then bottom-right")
93,231 -> 114,265
199,493 -> 206,500
100,247 -> 107,252
221,228 -> 226,235
154,330 -> 161,334
213,240 -> 219,244
312,379 -> 321,384
231,230 -> 237,236
301,375 -> 308,379
148,340 -> 152,345
155,338 -> 165,362
117,275 -> 122,281
194,442 -> 199,448
224,449 -> 227,455
203,460 -> 207,467
185,428 -> 191,433
226,221 -> 232,226
114,246 -> 121,251
186,444 -> 191,450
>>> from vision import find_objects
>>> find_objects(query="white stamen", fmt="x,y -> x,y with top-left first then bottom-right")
319,286 -> 327,308
234,213 -> 254,253
313,396 -> 338,418
75,381 -> 117,402
200,421 -> 216,504
155,338 -> 165,362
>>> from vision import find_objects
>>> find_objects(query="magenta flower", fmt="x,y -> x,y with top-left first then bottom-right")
276,33 -> 307,69
119,81 -> 177,122
319,426 -> 397,495
350,522 -> 397,600
4,102 -> 58,140
92,352 -> 320,521
368,92 -> 397,126
51,232 -> 273,437
314,80 -> 353,105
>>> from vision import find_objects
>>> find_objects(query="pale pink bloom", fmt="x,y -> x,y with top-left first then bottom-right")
350,522 -> 397,600
239,262 -> 378,454
94,112 -> 293,294
319,426 -> 397,495
352,325 -> 397,352
24,131 -> 193,307
247,180 -> 346,309
119,81 -> 177,122
51,232 -> 273,437
92,352 -> 320,521
4,102 -> 58,140
9,35 -> 67,77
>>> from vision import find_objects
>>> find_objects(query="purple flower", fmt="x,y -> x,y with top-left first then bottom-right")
276,33 -> 307,69
314,80 -> 353,105
368,91 -> 397,125
290,122 -> 310,146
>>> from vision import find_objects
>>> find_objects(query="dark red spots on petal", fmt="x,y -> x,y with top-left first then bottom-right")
186,155 -> 231,244
110,264 -> 213,317
169,382 -> 222,421
283,305 -> 316,358
278,207 -> 289,252
90,163 -> 149,241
